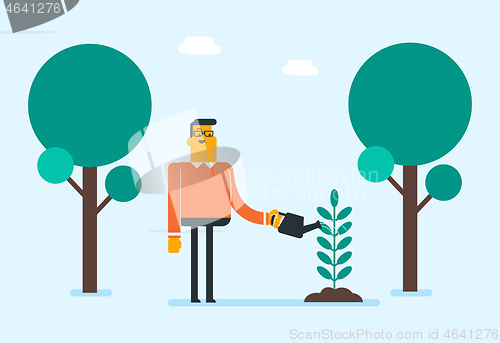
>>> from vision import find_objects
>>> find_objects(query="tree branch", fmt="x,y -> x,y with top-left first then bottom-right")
387,176 -> 404,196
97,196 -> 112,214
67,177 -> 83,197
417,194 -> 433,213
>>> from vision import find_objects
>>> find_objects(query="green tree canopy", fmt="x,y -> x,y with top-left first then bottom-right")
29,44 -> 152,167
37,147 -> 74,184
105,166 -> 141,202
349,43 -> 472,166
357,146 -> 394,183
425,164 -> 462,201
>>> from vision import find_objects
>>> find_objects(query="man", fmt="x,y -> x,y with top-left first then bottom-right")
167,119 -> 283,303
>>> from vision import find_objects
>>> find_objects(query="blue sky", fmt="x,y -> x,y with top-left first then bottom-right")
1,1 -> 499,342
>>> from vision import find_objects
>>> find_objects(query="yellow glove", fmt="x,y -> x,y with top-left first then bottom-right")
269,209 -> 284,228
168,237 -> 181,253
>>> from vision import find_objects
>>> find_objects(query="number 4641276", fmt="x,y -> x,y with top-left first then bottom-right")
444,329 -> 498,340
5,3 -> 61,14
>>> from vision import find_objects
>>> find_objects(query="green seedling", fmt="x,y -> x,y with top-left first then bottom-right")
316,189 -> 353,290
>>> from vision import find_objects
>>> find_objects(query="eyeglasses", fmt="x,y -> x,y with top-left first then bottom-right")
193,129 -> 214,137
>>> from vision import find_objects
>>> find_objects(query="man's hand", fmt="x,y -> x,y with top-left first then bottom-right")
269,209 -> 284,228
168,237 -> 181,253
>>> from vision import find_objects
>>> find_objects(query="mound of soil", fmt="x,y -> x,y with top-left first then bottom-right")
304,287 -> 363,302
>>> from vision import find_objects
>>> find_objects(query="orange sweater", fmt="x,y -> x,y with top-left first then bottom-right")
168,162 -> 269,236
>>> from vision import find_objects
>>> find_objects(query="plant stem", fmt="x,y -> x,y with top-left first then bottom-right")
332,206 -> 336,290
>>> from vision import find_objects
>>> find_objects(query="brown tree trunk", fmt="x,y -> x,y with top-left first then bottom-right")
403,166 -> 418,291
83,167 -> 98,293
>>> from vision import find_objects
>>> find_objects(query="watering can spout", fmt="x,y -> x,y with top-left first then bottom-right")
302,220 -> 322,234
274,212 -> 322,239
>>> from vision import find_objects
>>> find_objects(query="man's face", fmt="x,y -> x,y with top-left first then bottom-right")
187,124 -> 217,161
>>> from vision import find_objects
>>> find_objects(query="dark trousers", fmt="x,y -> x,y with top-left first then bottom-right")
191,225 -> 214,301
183,218 -> 230,302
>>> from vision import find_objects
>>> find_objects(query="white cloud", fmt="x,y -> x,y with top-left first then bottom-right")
282,60 -> 319,76
178,37 -> 221,55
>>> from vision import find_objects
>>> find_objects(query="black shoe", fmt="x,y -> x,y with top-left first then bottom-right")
206,299 -> 216,303
191,299 -> 201,303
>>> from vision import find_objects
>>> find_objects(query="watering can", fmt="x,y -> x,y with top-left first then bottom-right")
271,212 -> 321,239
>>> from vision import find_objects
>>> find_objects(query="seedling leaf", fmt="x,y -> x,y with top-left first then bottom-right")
336,251 -> 352,265
317,266 -> 333,280
336,266 -> 352,280
336,207 -> 352,221
317,207 -> 332,220
317,236 -> 333,250
336,236 -> 352,250
317,251 -> 333,265
338,221 -> 352,235
330,189 -> 339,208
319,222 -> 332,235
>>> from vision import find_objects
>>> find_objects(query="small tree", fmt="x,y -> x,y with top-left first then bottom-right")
316,189 -> 353,289
29,44 -> 152,293
348,43 -> 471,292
